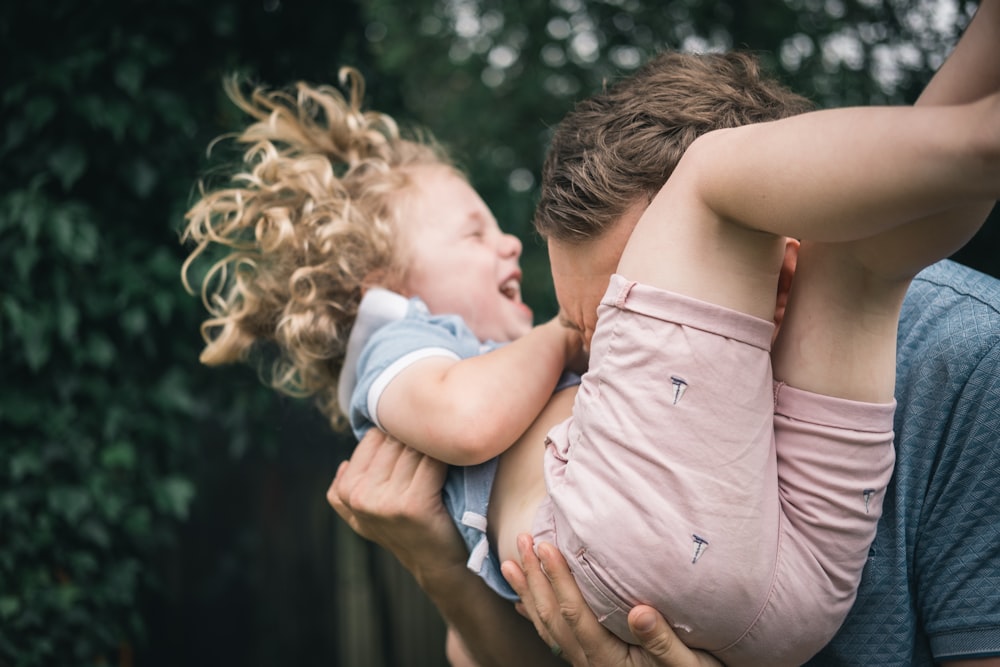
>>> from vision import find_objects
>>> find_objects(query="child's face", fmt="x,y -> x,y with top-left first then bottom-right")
399,165 -> 534,342
547,201 -> 645,348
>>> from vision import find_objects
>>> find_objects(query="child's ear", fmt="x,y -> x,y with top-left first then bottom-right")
774,238 -> 799,333
365,258 -> 413,297
362,268 -> 395,295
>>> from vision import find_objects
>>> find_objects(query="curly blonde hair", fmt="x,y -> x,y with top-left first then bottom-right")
181,68 -> 453,429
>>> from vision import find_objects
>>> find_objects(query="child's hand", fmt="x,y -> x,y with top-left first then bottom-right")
553,310 -> 588,374
565,337 -> 588,375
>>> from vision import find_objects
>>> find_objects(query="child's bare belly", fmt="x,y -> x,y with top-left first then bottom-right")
488,385 -> 577,567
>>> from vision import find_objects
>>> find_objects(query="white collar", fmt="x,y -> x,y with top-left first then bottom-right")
336,288 -> 411,415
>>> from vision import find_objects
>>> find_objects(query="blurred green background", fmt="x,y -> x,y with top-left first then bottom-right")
2,0 -> 996,665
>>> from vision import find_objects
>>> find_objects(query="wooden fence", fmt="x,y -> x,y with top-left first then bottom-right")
144,402 -> 449,666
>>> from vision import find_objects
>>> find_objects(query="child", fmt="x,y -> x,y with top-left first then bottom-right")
183,63 -> 1000,667
325,12 -> 1000,663
181,70 -> 581,599
523,55 -> 1000,666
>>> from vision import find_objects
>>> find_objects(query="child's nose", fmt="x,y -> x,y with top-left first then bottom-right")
500,233 -> 522,258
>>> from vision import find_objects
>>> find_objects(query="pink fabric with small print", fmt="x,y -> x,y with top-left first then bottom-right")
532,274 -> 895,667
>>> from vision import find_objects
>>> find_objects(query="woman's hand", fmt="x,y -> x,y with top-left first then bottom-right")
503,534 -> 723,667
330,433 -> 565,667
327,428 -> 468,576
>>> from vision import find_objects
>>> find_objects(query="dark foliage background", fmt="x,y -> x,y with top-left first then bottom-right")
1,0 -> 995,665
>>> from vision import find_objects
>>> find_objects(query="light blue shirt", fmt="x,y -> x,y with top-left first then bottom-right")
341,289 -> 518,600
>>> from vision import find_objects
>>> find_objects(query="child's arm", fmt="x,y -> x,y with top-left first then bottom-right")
375,317 -> 580,467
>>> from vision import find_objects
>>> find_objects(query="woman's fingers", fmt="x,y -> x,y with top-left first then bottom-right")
627,607 -> 722,667
535,540 -> 628,666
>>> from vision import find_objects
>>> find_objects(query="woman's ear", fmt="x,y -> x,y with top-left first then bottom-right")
773,238 -> 800,333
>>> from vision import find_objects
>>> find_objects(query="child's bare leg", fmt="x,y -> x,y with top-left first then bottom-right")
772,0 -> 1000,397
771,244 -> 906,402
773,187 -> 993,403
618,174 -> 788,324
761,194 -> 992,660
621,94 -> 1000,328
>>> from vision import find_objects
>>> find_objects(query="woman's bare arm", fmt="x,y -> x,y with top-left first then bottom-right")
329,428 -> 562,667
